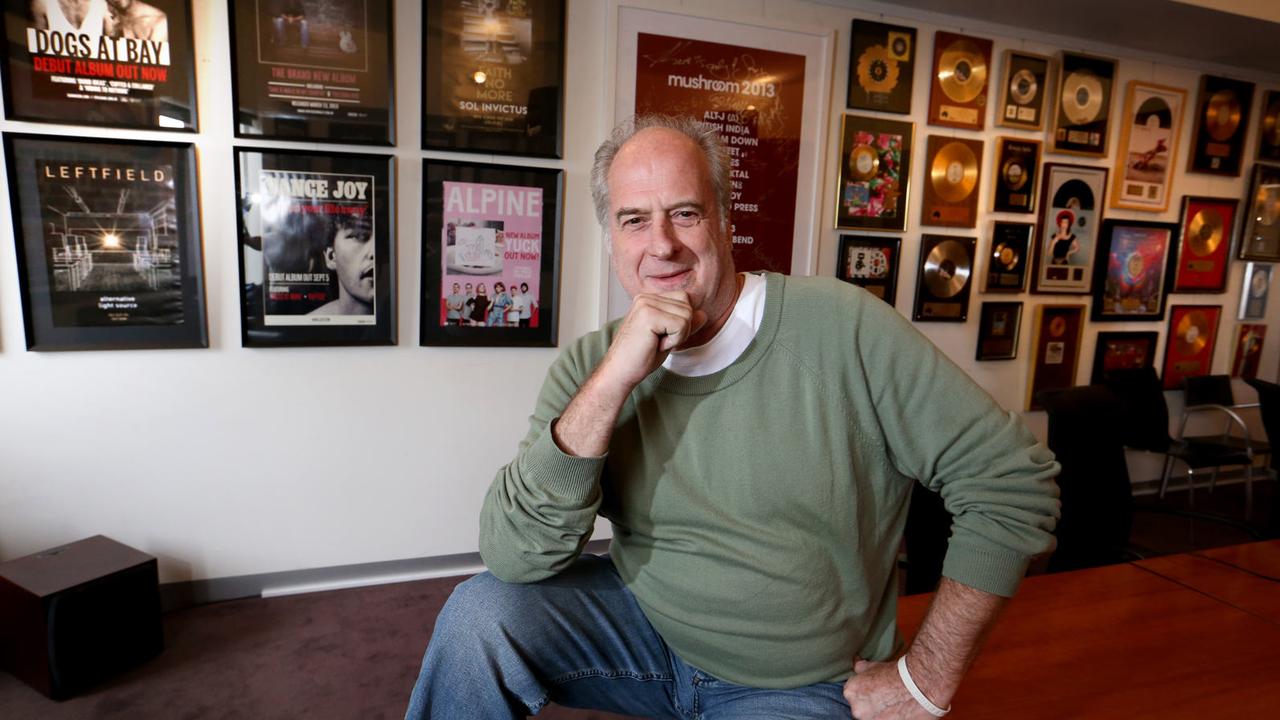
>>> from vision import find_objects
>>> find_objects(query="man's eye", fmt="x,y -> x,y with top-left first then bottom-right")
621,217 -> 647,229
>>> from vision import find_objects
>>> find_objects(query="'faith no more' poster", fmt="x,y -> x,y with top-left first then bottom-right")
633,32 -> 806,274
231,0 -> 393,143
0,0 -> 198,129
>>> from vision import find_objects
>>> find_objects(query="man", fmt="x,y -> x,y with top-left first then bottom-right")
445,282 -> 465,326
406,116 -> 1060,719
514,281 -> 535,327
306,212 -> 374,316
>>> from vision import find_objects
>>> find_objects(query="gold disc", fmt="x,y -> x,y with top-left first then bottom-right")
923,239 -> 971,298
930,141 -> 979,203
1061,70 -> 1103,126
1256,185 -> 1280,227
1205,90 -> 1242,142
857,44 -> 900,94
1009,68 -> 1037,105
1262,98 -> 1280,147
1185,208 -> 1224,257
994,242 -> 1020,270
1176,311 -> 1209,356
937,39 -> 987,104
1001,158 -> 1028,191
848,143 -> 881,181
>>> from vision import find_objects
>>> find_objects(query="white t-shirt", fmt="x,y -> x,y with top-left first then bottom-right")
663,272 -> 766,377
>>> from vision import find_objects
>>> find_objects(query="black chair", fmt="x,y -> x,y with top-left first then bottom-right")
1103,367 -> 1261,517
1245,377 -> 1280,475
903,483 -> 950,595
1037,384 -> 1136,571
1181,375 -> 1271,479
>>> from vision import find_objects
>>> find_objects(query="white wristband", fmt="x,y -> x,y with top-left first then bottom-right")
897,655 -> 951,717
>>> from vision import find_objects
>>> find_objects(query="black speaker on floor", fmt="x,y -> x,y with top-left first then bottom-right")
0,535 -> 163,700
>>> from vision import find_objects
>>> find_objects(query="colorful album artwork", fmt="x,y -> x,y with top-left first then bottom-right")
835,114 -> 913,232
1173,196 -> 1236,293
1091,331 -> 1159,384
1239,263 -> 1272,321
1027,304 -> 1085,411
847,19 -> 915,115
996,49 -> 1050,131
1091,220 -> 1177,322
1032,163 -> 1108,294
1111,81 -> 1185,213
1162,305 -> 1222,390
1232,324 -> 1266,379
976,301 -> 1022,361
836,235 -> 900,306
1188,74 -> 1255,176
927,31 -> 992,130
1050,52 -> 1116,157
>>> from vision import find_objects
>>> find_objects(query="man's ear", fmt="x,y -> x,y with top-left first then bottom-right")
323,246 -> 336,270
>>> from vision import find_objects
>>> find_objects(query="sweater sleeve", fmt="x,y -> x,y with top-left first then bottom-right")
854,292 -> 1061,597
477,337 -> 609,583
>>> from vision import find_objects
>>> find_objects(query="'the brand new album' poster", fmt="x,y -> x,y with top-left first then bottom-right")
230,0 -> 394,143
0,0 -> 197,129
235,149 -> 395,346
6,134 -> 206,350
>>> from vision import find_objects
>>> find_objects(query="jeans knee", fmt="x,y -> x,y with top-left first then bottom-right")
434,571 -> 529,647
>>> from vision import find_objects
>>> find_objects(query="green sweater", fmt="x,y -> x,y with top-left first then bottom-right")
479,272 -> 1060,689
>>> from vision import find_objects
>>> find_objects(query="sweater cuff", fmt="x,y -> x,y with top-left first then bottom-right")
518,419 -> 608,503
940,541 -> 1032,598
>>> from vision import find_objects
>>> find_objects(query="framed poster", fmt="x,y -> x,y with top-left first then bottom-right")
1239,262 -> 1272,320
421,160 -> 562,347
975,301 -> 1022,361
992,137 -> 1040,213
984,222 -> 1032,292
913,234 -> 975,322
423,0 -> 564,157
1091,331 -> 1159,384
921,135 -> 982,228
835,114 -> 913,232
608,6 -> 831,320
1173,196 -> 1235,293
1090,219 -> 1178,322
996,49 -> 1050,131
1162,305 -> 1222,390
234,148 -> 395,347
1231,323 -> 1266,379
1027,304 -> 1085,411
1111,81 -> 1185,213
1239,163 -> 1280,262
1259,90 -> 1280,162
228,0 -> 394,144
4,134 -> 206,351
0,0 -> 197,130
1188,74 -> 1254,176
837,235 -> 900,306
1031,163 -> 1108,294
1050,52 -> 1116,157
927,31 -> 992,130
847,19 -> 915,115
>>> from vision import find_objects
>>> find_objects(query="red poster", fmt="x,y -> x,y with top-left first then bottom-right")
634,33 -> 805,273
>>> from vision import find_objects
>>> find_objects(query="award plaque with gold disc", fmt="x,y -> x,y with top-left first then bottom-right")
913,234 -> 976,322
985,222 -> 1033,292
921,135 -> 983,228
1188,74 -> 1255,176
847,19 -> 916,115
1161,305 -> 1222,390
1173,196 -> 1236,292
927,31 -> 993,130
1231,323 -> 1266,379
1259,90 -> 1280,162
1239,163 -> 1280,261
993,137 -> 1041,213
1026,304 -> 1085,411
996,50 -> 1051,131
1050,52 -> 1116,157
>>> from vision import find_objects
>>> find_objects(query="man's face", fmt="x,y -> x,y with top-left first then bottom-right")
465,283 -> 473,295
606,128 -> 736,316
452,283 -> 460,294
326,226 -> 375,304
520,283 -> 529,294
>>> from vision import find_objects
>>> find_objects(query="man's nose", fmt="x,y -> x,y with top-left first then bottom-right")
646,216 -> 681,258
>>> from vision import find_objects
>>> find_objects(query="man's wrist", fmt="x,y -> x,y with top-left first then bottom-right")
902,648 -> 958,707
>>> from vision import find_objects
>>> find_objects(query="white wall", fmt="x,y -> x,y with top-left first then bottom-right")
1,0 -> 1277,583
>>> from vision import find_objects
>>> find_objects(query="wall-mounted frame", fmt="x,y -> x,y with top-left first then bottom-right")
1110,81 -> 1185,213
1173,195 -> 1235,293
234,148 -> 396,347
913,234 -> 975,322
229,0 -> 395,144
927,31 -> 992,130
1187,74 -> 1254,176
421,160 -> 562,347
1239,262 -> 1272,321
1239,163 -> 1280,261
835,114 -> 914,232
847,19 -> 915,115
836,234 -> 900,306
975,301 -> 1022,361
995,49 -> 1050,131
984,221 -> 1032,292
0,0 -> 198,130
1050,52 -> 1116,157
921,135 -> 982,228
4,133 -> 207,351
1031,163 -> 1108,294
423,0 -> 564,157
1231,323 -> 1266,379
1027,303 -> 1085,411
1091,331 -> 1159,384
1162,304 -> 1222,390
1259,90 -> 1280,162
1090,219 -> 1178,322
991,136 -> 1040,214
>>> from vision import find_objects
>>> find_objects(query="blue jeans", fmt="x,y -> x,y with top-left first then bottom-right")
405,555 -> 851,719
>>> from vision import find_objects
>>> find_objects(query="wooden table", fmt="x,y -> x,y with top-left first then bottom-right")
899,543 -> 1280,718
1136,540 -> 1280,625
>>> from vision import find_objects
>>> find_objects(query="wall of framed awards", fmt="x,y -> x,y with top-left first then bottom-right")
0,0 -> 1277,587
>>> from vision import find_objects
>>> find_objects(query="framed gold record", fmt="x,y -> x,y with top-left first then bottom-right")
1026,303 -> 1086,411
996,50 -> 1051,131
1189,74 -> 1255,176
847,19 -> 916,115
921,135 -> 983,228
992,137 -> 1040,213
1258,89 -> 1280,162
1110,81 -> 1186,213
927,31 -> 993,130
1239,163 -> 1280,261
1050,52 -> 1116,157
913,234 -> 976,322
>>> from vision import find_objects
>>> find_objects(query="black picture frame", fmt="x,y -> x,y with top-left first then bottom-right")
984,221 -> 1032,292
0,0 -> 198,131
1089,219 -> 1178,322
836,235 -> 900,306
1090,331 -> 1159,383
5,133 -> 207,351
846,19 -> 915,115
1239,163 -> 1280,262
423,0 -> 565,157
1187,74 -> 1255,177
421,160 -> 562,347
976,301 -> 1022,361
228,0 -> 395,145
913,234 -> 975,322
234,147 -> 396,347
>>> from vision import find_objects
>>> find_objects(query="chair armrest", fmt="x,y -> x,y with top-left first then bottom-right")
1179,404 -> 1258,452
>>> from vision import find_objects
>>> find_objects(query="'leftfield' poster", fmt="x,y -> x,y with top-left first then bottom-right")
0,0 -> 198,129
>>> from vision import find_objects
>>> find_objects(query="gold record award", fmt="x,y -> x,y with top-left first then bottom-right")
1189,74 -> 1255,176
914,234 -> 976,322
1259,90 -> 1280,161
928,31 -> 993,130
1185,208 -> 1225,258
922,135 -> 983,228
847,20 -> 917,115
1051,52 -> 1116,157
